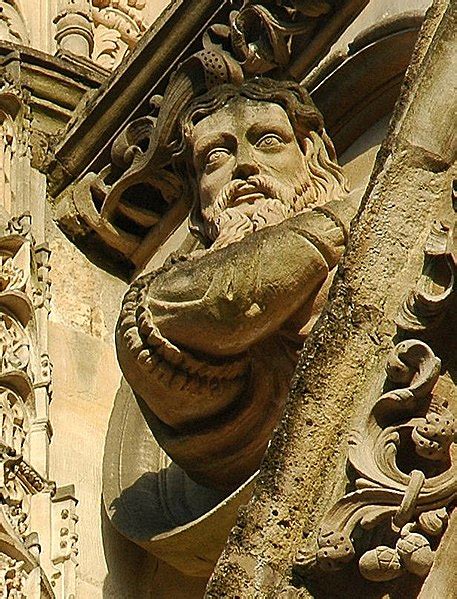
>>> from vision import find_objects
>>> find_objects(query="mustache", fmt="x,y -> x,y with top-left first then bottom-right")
216,175 -> 290,211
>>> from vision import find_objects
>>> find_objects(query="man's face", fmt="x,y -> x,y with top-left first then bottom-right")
190,98 -> 310,247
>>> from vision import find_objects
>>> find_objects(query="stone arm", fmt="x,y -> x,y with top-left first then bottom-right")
116,198 -> 356,431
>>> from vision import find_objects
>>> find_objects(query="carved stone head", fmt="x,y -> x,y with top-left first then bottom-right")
174,78 -> 347,248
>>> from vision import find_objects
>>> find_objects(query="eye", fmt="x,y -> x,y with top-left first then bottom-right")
256,134 -> 284,149
205,147 -> 231,166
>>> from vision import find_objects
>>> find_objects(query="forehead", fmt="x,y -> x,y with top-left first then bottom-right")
190,98 -> 293,141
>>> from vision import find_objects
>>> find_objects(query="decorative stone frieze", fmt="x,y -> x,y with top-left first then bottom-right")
50,485 -> 78,599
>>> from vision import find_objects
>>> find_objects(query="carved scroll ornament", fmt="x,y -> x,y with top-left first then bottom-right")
296,339 -> 456,582
396,220 -> 455,334
57,1 -> 338,269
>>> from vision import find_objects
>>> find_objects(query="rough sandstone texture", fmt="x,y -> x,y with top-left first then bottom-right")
205,1 -> 456,597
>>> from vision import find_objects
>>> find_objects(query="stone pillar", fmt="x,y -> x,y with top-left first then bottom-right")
54,0 -> 94,59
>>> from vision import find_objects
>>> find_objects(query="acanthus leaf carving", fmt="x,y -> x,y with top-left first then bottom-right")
295,339 -> 457,583
396,219 -> 455,334
0,240 -> 29,294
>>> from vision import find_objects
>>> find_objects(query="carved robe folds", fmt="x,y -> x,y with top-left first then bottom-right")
117,197 -> 356,490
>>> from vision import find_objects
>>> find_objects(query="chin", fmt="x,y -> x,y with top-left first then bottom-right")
206,196 -> 294,250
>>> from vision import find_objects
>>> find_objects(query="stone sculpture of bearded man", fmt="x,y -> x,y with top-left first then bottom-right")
116,78 -> 358,491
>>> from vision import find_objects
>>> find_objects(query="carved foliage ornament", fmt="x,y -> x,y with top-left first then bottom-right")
296,339 -> 456,582
297,216 -> 457,583
0,551 -> 27,598
92,0 -> 148,69
0,216 -> 65,592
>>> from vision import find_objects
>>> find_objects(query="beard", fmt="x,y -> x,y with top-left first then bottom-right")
203,175 -> 306,251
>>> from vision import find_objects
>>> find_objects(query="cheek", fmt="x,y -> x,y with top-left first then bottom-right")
198,176 -> 217,212
265,150 -> 307,180
199,165 -> 233,207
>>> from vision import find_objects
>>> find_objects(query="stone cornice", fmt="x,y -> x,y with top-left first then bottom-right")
0,41 -> 104,130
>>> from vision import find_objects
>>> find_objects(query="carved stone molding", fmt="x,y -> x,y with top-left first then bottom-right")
0,216 -> 77,598
50,485 -> 78,598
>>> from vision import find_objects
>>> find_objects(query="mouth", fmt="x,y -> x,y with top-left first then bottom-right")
230,182 -> 268,206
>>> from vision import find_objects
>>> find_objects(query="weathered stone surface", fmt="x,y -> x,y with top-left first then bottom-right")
113,78 -> 354,492
205,0 -> 456,596
1,0 -> 452,597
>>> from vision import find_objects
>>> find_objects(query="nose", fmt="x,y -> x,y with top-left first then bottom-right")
232,146 -> 260,180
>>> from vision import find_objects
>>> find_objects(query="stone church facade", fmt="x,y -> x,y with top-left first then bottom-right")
0,0 -> 454,597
